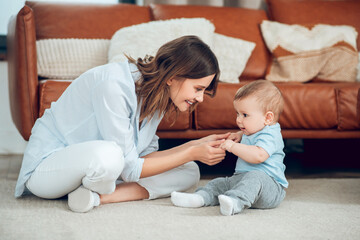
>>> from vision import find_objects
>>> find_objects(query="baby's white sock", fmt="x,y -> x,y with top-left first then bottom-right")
171,191 -> 205,208
218,195 -> 235,216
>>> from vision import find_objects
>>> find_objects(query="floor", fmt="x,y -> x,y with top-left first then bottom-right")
0,154 -> 23,181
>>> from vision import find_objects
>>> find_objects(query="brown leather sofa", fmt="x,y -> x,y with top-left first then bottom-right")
7,0 -> 360,142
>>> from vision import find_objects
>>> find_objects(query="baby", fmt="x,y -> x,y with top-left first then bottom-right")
171,80 -> 288,216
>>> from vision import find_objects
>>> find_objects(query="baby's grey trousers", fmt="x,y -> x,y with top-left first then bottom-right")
196,170 -> 286,213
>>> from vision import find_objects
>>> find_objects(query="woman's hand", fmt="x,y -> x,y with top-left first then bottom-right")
189,139 -> 226,166
192,132 -> 231,146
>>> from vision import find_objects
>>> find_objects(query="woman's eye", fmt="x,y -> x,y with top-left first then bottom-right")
196,88 -> 202,92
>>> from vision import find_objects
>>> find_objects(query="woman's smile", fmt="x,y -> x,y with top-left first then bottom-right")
186,100 -> 194,106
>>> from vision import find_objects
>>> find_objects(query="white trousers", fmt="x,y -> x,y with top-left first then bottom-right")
26,140 -> 200,200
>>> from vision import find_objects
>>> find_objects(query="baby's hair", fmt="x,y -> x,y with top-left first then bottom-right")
234,80 -> 284,122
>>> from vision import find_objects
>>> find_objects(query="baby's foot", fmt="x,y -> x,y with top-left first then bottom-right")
68,186 -> 100,213
218,195 -> 235,216
171,191 -> 205,208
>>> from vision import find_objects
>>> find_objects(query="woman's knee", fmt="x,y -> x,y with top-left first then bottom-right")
183,161 -> 200,185
88,141 -> 125,179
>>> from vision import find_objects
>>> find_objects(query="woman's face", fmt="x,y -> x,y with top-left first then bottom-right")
167,74 -> 215,112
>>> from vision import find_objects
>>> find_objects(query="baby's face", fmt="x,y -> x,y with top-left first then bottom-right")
233,96 -> 267,136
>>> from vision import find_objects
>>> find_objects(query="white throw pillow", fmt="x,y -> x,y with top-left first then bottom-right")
108,18 -> 215,63
37,39 -> 110,79
213,33 -> 255,83
108,18 -> 256,83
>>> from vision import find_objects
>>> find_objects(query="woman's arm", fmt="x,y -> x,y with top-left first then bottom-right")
142,132 -> 230,159
192,132 -> 231,145
220,140 -> 269,164
140,139 -> 226,178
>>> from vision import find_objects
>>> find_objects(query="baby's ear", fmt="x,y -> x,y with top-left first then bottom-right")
265,111 -> 274,125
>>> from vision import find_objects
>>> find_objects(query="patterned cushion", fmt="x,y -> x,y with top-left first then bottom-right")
260,20 -> 359,82
37,39 -> 110,79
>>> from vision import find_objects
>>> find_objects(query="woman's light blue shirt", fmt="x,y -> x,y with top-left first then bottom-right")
15,61 -> 163,197
235,123 -> 288,188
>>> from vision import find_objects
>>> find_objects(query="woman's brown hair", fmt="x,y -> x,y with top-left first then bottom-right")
128,35 -> 220,123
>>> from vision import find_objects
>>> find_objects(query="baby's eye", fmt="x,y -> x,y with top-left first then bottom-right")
243,113 -> 248,117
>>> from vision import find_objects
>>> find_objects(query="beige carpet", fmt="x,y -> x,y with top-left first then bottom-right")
1,178 -> 359,240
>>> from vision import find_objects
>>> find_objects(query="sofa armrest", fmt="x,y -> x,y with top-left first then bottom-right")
7,5 -> 38,141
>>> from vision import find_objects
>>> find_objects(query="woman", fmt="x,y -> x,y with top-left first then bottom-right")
15,35 -> 229,213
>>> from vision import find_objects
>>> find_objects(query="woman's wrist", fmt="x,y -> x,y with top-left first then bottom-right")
185,144 -> 196,161
187,139 -> 199,147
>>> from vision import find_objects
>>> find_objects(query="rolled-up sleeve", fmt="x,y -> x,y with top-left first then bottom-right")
91,73 -> 143,182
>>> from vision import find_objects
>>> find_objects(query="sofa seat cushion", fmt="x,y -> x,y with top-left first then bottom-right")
150,4 -> 269,80
39,80 -> 191,130
195,82 -> 350,130
336,84 -> 360,130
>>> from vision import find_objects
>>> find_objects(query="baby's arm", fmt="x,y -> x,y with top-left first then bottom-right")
220,140 -> 269,164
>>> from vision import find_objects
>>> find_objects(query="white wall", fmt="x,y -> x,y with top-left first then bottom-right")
0,62 -> 28,154
0,0 -> 25,35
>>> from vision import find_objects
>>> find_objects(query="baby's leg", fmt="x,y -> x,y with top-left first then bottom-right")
171,176 -> 230,208
220,171 -> 285,216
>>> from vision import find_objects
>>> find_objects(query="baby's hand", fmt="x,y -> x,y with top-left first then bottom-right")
220,139 -> 235,152
226,131 -> 242,143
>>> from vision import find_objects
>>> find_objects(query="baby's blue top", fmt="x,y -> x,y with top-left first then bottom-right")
15,61 -> 163,197
235,123 -> 288,188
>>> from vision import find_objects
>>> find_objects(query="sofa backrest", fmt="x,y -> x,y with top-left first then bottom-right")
266,0 -> 360,49
150,4 -> 270,80
26,1 -> 152,39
